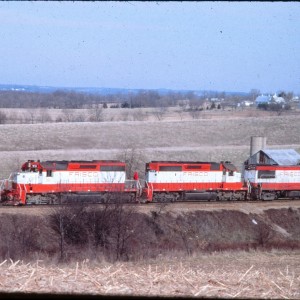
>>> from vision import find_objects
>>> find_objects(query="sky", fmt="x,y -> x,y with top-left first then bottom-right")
0,1 -> 300,94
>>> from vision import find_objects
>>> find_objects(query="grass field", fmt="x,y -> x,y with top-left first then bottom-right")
0,109 -> 300,178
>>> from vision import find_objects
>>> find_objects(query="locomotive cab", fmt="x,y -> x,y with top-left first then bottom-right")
221,161 -> 242,183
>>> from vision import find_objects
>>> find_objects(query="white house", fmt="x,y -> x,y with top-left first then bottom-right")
272,93 -> 286,104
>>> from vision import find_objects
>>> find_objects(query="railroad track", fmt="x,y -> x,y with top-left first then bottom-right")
0,199 -> 300,216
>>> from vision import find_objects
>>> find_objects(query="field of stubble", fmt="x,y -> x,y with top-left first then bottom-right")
0,251 -> 299,298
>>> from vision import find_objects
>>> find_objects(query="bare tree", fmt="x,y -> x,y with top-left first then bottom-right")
189,108 -> 201,119
89,105 -> 104,122
0,214 -> 46,260
176,109 -> 184,121
178,100 -> 188,109
74,110 -> 87,122
249,89 -> 260,102
188,98 -> 201,111
49,203 -> 88,261
118,147 -> 146,179
85,204 -> 114,257
0,110 -> 7,124
121,110 -> 130,121
106,199 -> 138,261
38,108 -> 52,123
25,109 -> 36,124
132,108 -> 146,121
62,109 -> 75,122
153,106 -> 167,121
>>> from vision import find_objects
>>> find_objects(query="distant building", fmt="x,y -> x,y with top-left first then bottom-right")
272,93 -> 286,104
242,100 -> 254,107
255,94 -> 272,106
244,149 -> 300,166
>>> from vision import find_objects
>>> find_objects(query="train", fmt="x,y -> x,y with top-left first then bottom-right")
1,147 -> 300,205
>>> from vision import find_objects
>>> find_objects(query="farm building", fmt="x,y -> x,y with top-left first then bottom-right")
272,94 -> 286,104
242,100 -> 254,107
255,95 -> 272,106
244,149 -> 300,166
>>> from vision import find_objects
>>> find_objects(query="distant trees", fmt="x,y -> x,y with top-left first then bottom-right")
0,89 -> 260,112
0,88 -> 297,125
0,90 -> 109,109
257,102 -> 291,115
249,89 -> 260,102
277,91 -> 294,101
0,90 -> 212,110
188,98 -> 204,119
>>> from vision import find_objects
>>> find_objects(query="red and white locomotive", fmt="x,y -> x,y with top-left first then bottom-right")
143,161 -> 246,202
0,160 -> 141,205
1,148 -> 300,205
243,149 -> 300,201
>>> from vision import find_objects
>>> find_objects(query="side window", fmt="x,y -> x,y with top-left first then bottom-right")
258,170 -> 275,179
46,170 -> 53,177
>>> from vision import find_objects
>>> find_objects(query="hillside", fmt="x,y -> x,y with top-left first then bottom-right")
0,110 -> 299,178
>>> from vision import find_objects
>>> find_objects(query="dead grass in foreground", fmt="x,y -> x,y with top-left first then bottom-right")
0,250 -> 299,298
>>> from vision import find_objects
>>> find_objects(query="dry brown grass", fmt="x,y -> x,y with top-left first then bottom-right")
0,250 -> 299,298
0,109 -> 300,178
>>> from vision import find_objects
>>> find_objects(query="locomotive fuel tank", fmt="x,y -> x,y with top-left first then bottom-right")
184,191 -> 217,201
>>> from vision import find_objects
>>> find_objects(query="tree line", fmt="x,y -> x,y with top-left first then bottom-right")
0,89 -> 251,109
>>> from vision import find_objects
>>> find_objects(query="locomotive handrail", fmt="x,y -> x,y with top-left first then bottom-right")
18,183 -> 27,204
247,179 -> 252,194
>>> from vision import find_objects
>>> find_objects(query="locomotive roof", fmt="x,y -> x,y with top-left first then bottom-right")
222,162 -> 237,171
38,160 -> 124,170
40,160 -> 123,164
148,161 -> 220,164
